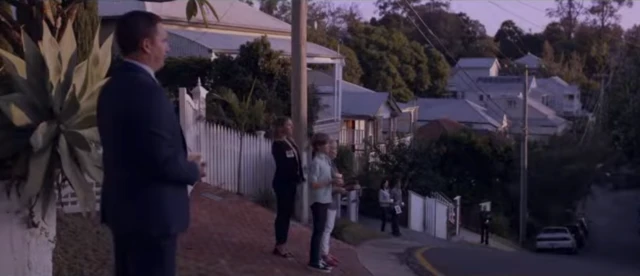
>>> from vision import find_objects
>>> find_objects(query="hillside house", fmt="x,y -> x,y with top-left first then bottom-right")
308,70 -> 404,150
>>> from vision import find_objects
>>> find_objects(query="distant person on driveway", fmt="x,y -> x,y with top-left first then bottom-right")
379,181 -> 393,233
480,206 -> 491,245
390,181 -> 403,237
98,11 -> 205,276
270,117 -> 304,259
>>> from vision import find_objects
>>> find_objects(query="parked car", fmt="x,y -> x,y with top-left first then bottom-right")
535,226 -> 578,254
564,224 -> 586,248
577,217 -> 589,238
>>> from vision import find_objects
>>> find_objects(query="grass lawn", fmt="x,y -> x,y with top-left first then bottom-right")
332,218 -> 388,246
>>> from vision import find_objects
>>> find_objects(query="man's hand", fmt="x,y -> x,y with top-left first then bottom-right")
188,153 -> 206,179
188,153 -> 202,163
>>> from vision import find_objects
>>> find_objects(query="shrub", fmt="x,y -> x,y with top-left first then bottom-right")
335,145 -> 355,179
332,218 -> 387,245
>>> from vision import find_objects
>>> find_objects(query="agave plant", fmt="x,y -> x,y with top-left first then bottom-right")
0,20 -> 111,224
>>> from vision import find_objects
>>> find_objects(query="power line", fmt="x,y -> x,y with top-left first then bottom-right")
402,0 -> 511,119
515,0 -> 547,13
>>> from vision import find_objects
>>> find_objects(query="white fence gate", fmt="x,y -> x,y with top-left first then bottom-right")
408,190 -> 456,240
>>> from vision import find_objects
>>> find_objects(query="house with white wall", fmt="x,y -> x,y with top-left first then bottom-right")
447,57 -> 501,97
308,70 -> 403,150
98,0 -> 345,139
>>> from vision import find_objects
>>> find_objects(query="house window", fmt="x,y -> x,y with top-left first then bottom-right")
507,99 -> 516,108
479,95 -> 484,101
566,94 -> 575,101
345,120 -> 355,129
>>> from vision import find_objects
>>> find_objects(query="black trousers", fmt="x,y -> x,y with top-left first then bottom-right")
274,184 -> 297,246
390,207 -> 400,235
381,206 -> 400,235
112,232 -> 178,276
480,225 -> 490,245
309,202 -> 329,265
380,206 -> 389,232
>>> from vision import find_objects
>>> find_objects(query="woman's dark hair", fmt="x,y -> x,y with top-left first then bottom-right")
311,132 -> 330,158
273,116 -> 291,137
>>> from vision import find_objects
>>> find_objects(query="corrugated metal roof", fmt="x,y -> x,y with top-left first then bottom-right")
416,98 -> 501,127
308,70 -> 374,94
98,0 -> 291,33
475,76 -> 535,94
168,29 -> 341,58
342,91 -> 390,117
455,57 -> 499,68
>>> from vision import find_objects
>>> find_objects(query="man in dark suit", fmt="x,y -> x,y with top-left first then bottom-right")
97,11 -> 205,276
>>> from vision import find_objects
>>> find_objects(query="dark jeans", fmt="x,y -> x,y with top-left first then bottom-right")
309,202 -> 329,265
112,232 -> 178,276
274,185 -> 297,246
480,225 -> 490,245
381,206 -> 400,235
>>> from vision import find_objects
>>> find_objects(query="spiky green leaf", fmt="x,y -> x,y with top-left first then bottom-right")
40,21 -> 62,89
0,47 -> 26,78
63,129 -> 91,152
22,29 -> 50,109
74,148 -> 103,183
60,86 -> 79,123
58,136 -> 95,215
58,18 -> 77,83
71,114 -> 96,130
30,121 -> 58,153
0,93 -> 40,127
186,0 -> 197,22
21,146 -> 53,208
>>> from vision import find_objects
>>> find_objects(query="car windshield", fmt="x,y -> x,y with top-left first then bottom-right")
541,227 -> 567,234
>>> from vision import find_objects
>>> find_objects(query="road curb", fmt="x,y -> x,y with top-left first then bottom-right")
404,246 -> 446,276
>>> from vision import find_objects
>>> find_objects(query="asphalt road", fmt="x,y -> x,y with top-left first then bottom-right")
415,186 -> 640,276
577,185 -> 640,271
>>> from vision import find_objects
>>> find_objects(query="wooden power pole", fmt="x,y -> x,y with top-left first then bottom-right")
291,0 -> 309,224
519,66 -> 529,245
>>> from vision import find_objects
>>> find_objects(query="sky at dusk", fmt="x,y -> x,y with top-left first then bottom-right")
347,0 -> 640,35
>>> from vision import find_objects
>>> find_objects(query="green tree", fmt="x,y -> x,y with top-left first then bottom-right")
307,28 -> 363,84
157,37 -> 322,134
345,23 -> 431,101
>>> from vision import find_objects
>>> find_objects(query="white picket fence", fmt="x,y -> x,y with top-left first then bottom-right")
179,83 -> 275,196
197,122 -> 275,195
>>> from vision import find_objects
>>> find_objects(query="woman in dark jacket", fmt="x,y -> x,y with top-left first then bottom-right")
271,117 -> 304,258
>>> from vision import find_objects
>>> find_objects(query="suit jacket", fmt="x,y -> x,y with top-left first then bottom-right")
271,138 -> 304,189
97,61 -> 200,235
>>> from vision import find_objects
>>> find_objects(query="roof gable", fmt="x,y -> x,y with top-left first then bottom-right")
309,70 -> 375,94
416,98 -> 500,127
342,91 -> 391,117
455,57 -> 500,69
514,53 -> 542,69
